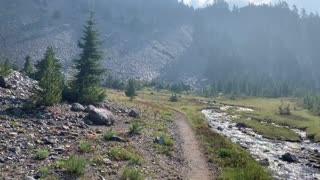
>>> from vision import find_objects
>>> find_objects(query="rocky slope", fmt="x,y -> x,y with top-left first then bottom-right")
0,72 -> 187,179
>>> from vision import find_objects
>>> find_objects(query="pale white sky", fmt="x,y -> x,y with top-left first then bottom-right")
181,0 -> 320,13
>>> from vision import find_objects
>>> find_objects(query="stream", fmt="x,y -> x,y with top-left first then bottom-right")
202,105 -> 320,180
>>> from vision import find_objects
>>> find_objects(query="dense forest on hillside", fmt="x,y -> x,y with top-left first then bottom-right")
167,1 -> 320,97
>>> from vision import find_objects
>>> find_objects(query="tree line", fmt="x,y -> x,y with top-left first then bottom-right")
166,0 -> 320,98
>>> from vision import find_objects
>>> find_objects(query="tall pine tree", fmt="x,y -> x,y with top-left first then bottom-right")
34,47 -> 64,106
125,79 -> 137,98
23,55 -> 35,78
71,14 -> 106,104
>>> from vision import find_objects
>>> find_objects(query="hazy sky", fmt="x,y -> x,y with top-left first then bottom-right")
181,0 -> 320,13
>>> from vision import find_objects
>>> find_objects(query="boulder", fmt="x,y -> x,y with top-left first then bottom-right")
281,153 -> 299,163
71,103 -> 85,112
88,108 -> 115,126
129,109 -> 140,118
85,105 -> 96,112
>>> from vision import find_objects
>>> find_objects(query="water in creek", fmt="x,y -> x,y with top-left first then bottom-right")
202,106 -> 320,180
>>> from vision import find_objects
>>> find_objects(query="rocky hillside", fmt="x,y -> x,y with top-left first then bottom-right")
0,71 -> 189,179
0,0 -> 193,80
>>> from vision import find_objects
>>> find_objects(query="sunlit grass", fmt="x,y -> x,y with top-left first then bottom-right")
107,88 -> 271,179
217,97 -> 320,142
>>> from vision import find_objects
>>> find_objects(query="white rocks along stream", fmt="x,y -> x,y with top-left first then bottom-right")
202,106 -> 320,180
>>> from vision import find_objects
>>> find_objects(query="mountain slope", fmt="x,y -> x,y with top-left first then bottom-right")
0,0 -> 192,80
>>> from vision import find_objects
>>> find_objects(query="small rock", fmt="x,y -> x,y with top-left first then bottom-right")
263,149 -> 270,153
154,137 -> 165,145
24,176 -> 36,180
54,147 -> 65,153
217,127 -> 223,131
129,109 -> 140,118
99,175 -> 106,180
61,125 -> 69,130
42,137 -> 57,145
313,164 -> 320,169
8,147 -> 18,152
78,122 -> 88,129
96,129 -> 103,134
0,76 -> 8,88
281,153 -> 299,163
259,158 -> 270,166
8,132 -> 18,136
71,103 -> 85,112
105,136 -> 128,142
235,122 -> 247,128
85,105 -> 96,112
103,158 -> 112,165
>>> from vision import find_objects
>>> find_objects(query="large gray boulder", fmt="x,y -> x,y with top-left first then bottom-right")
71,103 -> 85,112
88,108 -> 115,126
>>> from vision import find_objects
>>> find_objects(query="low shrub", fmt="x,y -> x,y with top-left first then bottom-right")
35,150 -> 49,160
103,130 -> 117,141
109,147 -> 142,165
79,141 -> 91,153
129,122 -> 143,135
63,155 -> 87,176
121,168 -> 144,180
152,132 -> 175,155
169,94 -> 178,102
219,148 -> 232,158
38,166 -> 50,178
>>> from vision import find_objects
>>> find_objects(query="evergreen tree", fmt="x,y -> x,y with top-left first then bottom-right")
34,47 -> 64,106
23,55 -> 35,78
0,59 -> 12,77
125,79 -> 137,98
169,93 -> 178,102
71,14 -> 106,104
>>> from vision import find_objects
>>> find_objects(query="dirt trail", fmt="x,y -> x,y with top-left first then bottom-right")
175,112 -> 212,180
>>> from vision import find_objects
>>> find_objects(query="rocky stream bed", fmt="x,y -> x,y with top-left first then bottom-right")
202,105 -> 320,180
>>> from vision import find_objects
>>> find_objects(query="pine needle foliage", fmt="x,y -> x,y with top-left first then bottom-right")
34,47 -> 64,106
0,59 -> 13,77
71,14 -> 106,105
23,55 -> 35,78
125,79 -> 137,98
